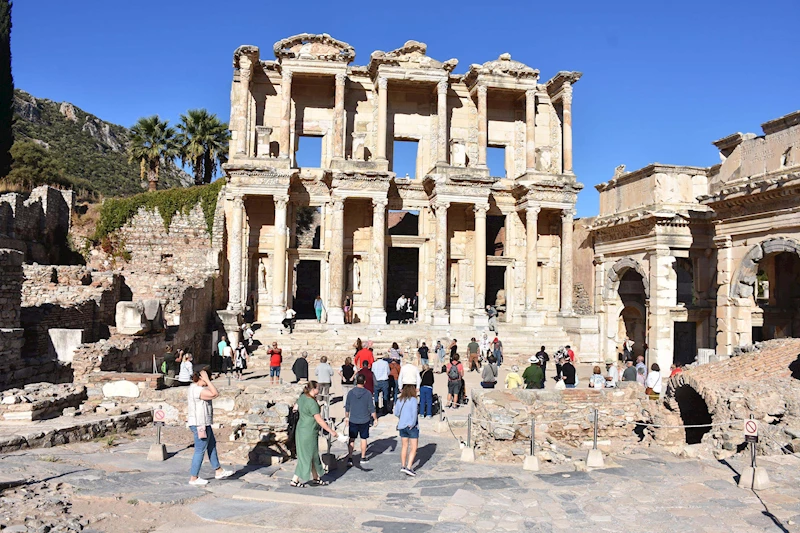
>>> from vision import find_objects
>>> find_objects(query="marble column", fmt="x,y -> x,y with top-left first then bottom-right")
525,205 -> 540,311
559,208 -> 574,314
473,203 -> 489,326
562,83 -> 573,173
333,73 -> 346,160
327,198 -> 345,324
227,196 -> 244,311
476,84 -> 487,167
236,69 -> 252,155
376,76 -> 388,161
279,70 -> 293,159
432,201 -> 450,325
369,198 -> 388,324
525,89 -> 536,171
714,235 -> 734,356
271,196 -> 289,322
437,80 -> 448,164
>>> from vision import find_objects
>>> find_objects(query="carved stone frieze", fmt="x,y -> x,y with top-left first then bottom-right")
273,33 -> 355,63
593,219 -> 655,244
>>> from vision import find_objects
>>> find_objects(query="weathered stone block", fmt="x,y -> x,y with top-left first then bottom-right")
115,301 -> 149,335
101,380 -> 140,398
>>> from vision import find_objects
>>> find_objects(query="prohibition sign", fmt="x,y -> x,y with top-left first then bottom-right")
744,420 -> 757,435
154,409 -> 166,422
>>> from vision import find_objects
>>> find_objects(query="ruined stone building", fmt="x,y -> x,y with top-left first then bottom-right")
587,111 -> 800,373
221,33 -> 585,343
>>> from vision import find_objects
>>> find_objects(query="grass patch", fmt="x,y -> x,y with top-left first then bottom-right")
127,499 -> 139,506
37,455 -> 61,463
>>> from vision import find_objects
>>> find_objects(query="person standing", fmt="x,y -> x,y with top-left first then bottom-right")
292,351 -> 309,383
411,292 -> 419,323
505,365 -> 524,389
418,342 -> 429,367
635,355 -> 647,378
313,295 -> 326,323
448,339 -> 458,360
290,381 -> 338,487
394,384 -> 420,476
419,365 -> 434,418
357,361 -> 375,394
395,294 -> 407,323
389,342 -> 403,361
492,336 -> 504,367
176,353 -> 194,386
315,356 -> 334,401
480,355 -> 498,388
669,364 -> 683,378
216,336 -> 228,377
398,358 -> 421,389
467,337 -> 481,372
536,346 -> 549,377
340,356 -> 356,399
233,341 -> 247,381
445,354 -> 464,409
268,342 -> 282,385
187,368 -> 233,485
222,342 -> 234,376
343,294 -> 353,324
622,336 -> 634,361
562,358 -> 577,388
282,307 -> 297,334
480,333 -> 491,359
372,356 -> 391,416
345,373 -> 378,467
435,340 -> 446,371
605,361 -> 619,388
645,363 -> 662,399
355,341 -> 374,370
522,356 -> 544,389
486,304 -> 498,332
566,345 -> 576,364
388,358 -> 401,407
243,323 -> 254,348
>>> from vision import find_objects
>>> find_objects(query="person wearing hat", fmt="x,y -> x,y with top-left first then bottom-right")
522,356 -> 545,389
605,360 -> 619,388
505,365 -> 524,389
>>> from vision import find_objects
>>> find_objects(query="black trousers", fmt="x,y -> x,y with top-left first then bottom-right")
282,318 -> 296,333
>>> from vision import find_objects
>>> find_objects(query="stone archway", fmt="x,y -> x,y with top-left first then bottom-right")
606,257 -> 650,300
731,237 -> 800,298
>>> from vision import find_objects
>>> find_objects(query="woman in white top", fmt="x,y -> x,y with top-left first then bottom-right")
187,368 -> 233,485
645,363 -> 662,399
177,353 -> 193,385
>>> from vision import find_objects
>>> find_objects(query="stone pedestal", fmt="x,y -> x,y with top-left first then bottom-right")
327,307 -> 345,325
147,443 -> 167,461
523,455 -> 540,471
471,312 -> 489,328
217,309 -> 242,346
738,466 -> 771,490
521,311 -> 543,327
432,310 -> 450,326
586,448 -> 605,468
460,447 -> 475,463
369,308 -> 387,326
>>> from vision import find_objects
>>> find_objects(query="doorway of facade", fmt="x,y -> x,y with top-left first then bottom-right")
756,251 -> 800,339
487,265 -> 506,320
293,260 -> 321,319
618,306 -> 646,359
386,248 -> 419,321
673,321 -> 697,366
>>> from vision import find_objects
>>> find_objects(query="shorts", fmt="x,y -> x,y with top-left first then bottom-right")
349,422 -> 370,440
447,380 -> 462,395
399,426 -> 419,439
270,366 -> 281,377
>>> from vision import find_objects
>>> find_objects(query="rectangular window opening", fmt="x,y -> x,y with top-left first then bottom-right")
392,140 -> 419,179
295,135 -> 323,168
486,146 -> 506,179
487,215 -> 505,256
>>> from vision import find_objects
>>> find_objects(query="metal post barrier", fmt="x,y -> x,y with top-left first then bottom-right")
530,418 -> 535,456
593,409 -> 599,450
467,414 -> 472,448
750,414 -> 757,470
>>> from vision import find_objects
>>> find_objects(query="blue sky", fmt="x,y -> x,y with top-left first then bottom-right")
11,0 -> 800,217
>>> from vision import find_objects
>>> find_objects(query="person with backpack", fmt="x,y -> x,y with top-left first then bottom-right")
445,354 -> 464,408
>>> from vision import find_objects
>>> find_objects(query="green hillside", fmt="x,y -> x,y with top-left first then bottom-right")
12,89 -> 191,196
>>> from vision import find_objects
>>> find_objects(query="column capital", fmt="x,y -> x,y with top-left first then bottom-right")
335,72 -> 347,85
526,204 -> 541,216
372,197 -> 389,209
274,195 -> 289,210
432,201 -> 450,213
561,207 -> 575,220
473,203 -> 490,217
525,88 -> 537,100
476,84 -> 488,97
282,70 -> 293,82
233,195 -> 245,208
561,83 -> 573,105
377,76 -> 388,89
330,197 -> 345,211
437,79 -> 448,95
713,235 -> 732,249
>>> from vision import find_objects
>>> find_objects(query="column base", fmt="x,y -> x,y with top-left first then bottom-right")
431,310 -> 450,326
471,312 -> 489,327
216,310 -> 242,346
522,310 -> 544,327
268,306 -> 286,326
327,307 -> 345,325
369,308 -> 387,325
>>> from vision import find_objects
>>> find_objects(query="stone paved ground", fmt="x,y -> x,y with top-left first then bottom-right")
2,408 -> 800,533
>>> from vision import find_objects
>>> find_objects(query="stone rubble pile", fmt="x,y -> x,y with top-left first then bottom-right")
0,383 -> 87,421
0,480 -> 87,533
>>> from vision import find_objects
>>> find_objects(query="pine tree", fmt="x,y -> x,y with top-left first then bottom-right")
0,1 -> 13,178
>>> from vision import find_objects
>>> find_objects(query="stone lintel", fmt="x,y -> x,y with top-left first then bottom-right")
427,163 -> 491,181
374,65 -> 448,85
330,158 -> 391,173
279,59 -> 348,78
545,70 -> 582,98
596,163 -> 709,193
761,109 -> 800,136
466,74 -> 539,95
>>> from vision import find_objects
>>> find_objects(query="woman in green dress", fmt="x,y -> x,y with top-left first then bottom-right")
291,380 -> 339,487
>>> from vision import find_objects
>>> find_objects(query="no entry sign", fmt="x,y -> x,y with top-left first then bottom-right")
154,408 -> 166,426
744,419 -> 759,443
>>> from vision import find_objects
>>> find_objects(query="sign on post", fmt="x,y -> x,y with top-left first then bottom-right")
154,408 -> 166,426
744,419 -> 759,443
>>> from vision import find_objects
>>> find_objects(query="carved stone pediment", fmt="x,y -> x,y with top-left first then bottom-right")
369,40 -> 458,74
233,45 -> 260,68
465,53 -> 540,87
273,33 -> 355,63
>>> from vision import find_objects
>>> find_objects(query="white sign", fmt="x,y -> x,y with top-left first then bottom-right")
744,419 -> 759,438
154,409 -> 166,422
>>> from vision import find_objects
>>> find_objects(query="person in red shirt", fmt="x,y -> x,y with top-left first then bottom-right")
357,361 -> 375,393
566,345 -> 576,363
669,364 -> 683,378
355,342 -> 374,370
268,342 -> 282,384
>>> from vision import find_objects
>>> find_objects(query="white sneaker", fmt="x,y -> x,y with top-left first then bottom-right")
189,478 -> 209,486
215,469 -> 234,479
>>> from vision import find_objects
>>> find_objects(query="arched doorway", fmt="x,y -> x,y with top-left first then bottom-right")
617,269 -> 647,358
753,251 -> 800,341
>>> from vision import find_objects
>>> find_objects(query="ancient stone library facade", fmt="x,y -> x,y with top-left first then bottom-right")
221,34 -> 583,332
218,33 -> 800,373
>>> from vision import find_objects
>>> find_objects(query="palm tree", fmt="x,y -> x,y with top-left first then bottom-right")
177,109 -> 229,185
129,115 -> 179,192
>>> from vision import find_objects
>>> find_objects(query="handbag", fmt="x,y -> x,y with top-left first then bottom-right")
555,380 -> 566,390
197,426 -> 207,439
645,387 -> 654,395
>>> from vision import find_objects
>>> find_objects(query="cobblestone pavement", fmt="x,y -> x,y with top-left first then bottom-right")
2,407 -> 800,533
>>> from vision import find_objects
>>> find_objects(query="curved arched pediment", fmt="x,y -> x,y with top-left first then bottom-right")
730,237 -> 800,298
606,257 -> 650,300
273,33 -> 355,63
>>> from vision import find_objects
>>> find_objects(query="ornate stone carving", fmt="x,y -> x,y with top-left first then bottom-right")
465,53 -> 540,87
377,76 -> 388,90
273,33 -> 355,63
437,80 -> 448,95
368,40 -> 458,74
561,83 -> 573,105
476,84 -> 488,97
335,73 -> 347,85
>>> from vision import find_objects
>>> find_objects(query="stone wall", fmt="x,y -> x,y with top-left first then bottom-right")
471,383 -> 651,463
572,217 -> 595,315
0,185 -> 75,264
0,250 -> 27,390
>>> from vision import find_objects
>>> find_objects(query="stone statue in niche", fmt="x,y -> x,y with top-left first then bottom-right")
536,147 -> 554,172
450,263 -> 459,295
258,257 -> 269,293
451,140 -> 467,167
352,258 -> 361,292
352,132 -> 367,161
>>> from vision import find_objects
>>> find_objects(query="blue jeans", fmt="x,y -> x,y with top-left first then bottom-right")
420,386 -> 433,417
190,425 -> 220,477
566,384 -> 576,389
374,380 -> 389,411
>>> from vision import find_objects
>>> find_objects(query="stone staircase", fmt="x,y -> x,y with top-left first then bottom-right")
249,320 -> 573,368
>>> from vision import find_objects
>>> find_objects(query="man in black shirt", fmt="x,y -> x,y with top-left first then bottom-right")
535,346 -> 549,377
561,359 -> 577,389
